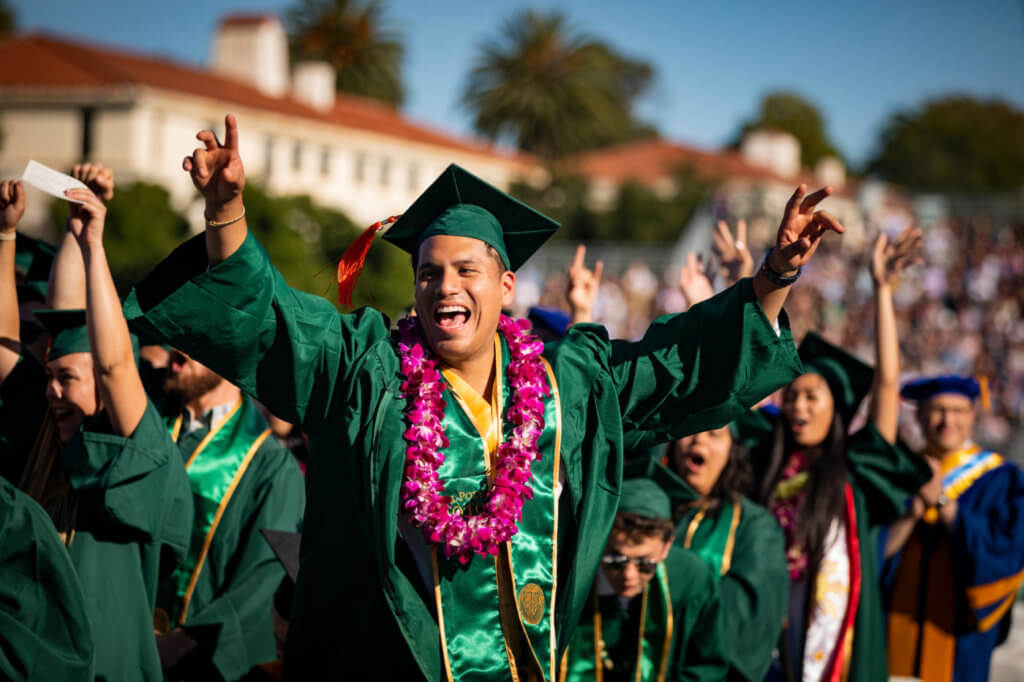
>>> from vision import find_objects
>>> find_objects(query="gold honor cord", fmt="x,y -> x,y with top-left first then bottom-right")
177,428 -> 270,624
720,502 -> 742,576
656,567 -> 674,682
543,357 -> 562,679
432,547 -> 456,682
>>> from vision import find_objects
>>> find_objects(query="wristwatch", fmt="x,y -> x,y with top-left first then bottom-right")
758,248 -> 802,287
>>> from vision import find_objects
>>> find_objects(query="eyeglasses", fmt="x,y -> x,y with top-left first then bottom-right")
600,553 -> 659,575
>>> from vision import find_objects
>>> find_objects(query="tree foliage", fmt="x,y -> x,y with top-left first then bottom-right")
461,10 -> 657,159
510,165 -> 712,243
287,0 -> 405,107
0,0 -> 14,37
868,96 -> 1024,192
733,91 -> 842,168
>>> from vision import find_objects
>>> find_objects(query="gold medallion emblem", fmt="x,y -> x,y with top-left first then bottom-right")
518,583 -> 545,625
153,607 -> 171,634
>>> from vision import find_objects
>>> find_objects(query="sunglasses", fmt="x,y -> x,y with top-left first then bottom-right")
600,553 -> 659,575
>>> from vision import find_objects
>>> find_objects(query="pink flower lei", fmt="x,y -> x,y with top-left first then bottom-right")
393,314 -> 550,564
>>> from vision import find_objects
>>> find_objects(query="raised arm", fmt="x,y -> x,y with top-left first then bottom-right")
566,245 -> 603,325
752,185 -> 844,324
47,163 -> 115,309
711,219 -> 755,287
0,180 -> 26,382
869,227 -> 922,443
182,114 -> 248,264
65,187 -> 147,437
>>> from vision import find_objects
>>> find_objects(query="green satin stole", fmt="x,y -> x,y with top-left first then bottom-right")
432,335 -> 561,682
682,500 -> 742,579
559,563 -> 675,682
159,396 -> 271,625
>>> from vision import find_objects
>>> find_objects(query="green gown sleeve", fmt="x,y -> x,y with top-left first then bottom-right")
124,232 -> 391,434
845,423 -> 931,528
63,400 -> 194,590
665,547 -> 729,682
719,500 -> 789,682
0,354 -> 48,484
574,278 -> 802,452
178,442 -> 305,681
0,477 -> 94,681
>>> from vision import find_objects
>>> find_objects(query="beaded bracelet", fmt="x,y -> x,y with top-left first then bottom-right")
206,207 -> 246,229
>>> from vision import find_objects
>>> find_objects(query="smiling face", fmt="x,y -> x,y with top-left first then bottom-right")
782,372 -> 836,448
602,530 -> 671,599
413,235 -> 515,366
45,352 -> 100,443
918,393 -> 975,455
674,425 -> 733,498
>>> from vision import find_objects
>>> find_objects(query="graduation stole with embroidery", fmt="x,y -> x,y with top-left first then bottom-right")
155,396 -> 271,629
559,563 -> 675,682
423,332 -> 563,681
682,499 -> 742,578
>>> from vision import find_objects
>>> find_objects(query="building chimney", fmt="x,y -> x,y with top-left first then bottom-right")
740,129 -> 801,179
292,61 -> 336,112
212,14 -> 289,97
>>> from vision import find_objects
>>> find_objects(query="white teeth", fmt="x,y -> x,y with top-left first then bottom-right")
437,305 -> 468,314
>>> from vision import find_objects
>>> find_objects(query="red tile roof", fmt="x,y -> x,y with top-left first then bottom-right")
0,33 -> 530,166
567,137 -> 823,188
219,13 -> 281,27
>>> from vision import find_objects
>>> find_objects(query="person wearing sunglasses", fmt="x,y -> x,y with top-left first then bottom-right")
559,478 -> 726,681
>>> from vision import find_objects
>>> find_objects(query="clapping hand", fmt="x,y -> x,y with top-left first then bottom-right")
567,245 -> 603,324
71,163 -> 114,202
769,185 -> 845,274
871,226 -> 923,287
182,114 -> 246,214
678,252 -> 714,307
0,180 -> 26,234
712,219 -> 755,285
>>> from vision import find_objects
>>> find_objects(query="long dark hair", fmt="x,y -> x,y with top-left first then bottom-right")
755,411 -> 849,574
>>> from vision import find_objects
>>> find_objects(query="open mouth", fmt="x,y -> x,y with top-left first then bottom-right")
686,452 -> 706,473
790,418 -> 809,431
434,304 -> 471,332
52,405 -> 77,426
170,352 -> 187,374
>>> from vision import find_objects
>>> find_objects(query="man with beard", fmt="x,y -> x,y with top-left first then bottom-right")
126,114 -> 841,679
152,349 -> 305,682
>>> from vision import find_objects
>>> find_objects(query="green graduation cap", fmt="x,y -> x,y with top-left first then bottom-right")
383,164 -> 559,271
619,477 -> 673,521
624,456 -> 699,512
335,164 -> 560,305
15,232 -> 56,283
36,308 -> 140,362
797,331 -> 875,426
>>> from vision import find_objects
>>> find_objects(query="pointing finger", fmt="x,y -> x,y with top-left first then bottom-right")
572,244 -> 586,271
224,114 -> 239,150
784,184 -> 807,220
799,187 -> 833,213
197,130 -> 219,152
593,260 -> 604,286
736,219 -> 747,247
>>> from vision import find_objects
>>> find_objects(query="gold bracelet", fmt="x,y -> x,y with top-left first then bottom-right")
205,207 -> 245,229
0,231 -> 16,241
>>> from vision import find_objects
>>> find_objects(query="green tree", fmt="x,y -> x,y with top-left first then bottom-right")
0,0 -> 14,37
462,10 -> 657,159
732,91 -> 842,168
287,0 -> 405,106
868,96 -> 1024,192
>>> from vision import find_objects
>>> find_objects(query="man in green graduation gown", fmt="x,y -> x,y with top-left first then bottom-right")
559,478 -> 726,681
153,352 -> 305,681
0,474 -> 94,681
0,179 -> 193,682
125,114 -> 843,680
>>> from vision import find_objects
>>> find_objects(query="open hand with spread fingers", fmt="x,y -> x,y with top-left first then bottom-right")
678,252 -> 715,307
767,185 -> 845,276
71,163 -> 115,202
567,244 -> 603,324
182,114 -> 246,218
871,225 -> 923,287
712,219 -> 755,285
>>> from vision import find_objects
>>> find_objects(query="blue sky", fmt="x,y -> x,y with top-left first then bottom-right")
12,0 -> 1024,165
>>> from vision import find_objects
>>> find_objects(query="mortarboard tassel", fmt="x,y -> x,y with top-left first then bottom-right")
336,215 -> 400,306
978,375 -> 990,411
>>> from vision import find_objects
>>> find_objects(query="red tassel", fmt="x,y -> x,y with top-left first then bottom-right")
336,216 -> 400,306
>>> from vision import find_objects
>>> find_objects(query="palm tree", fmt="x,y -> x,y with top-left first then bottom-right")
461,10 -> 656,159
287,0 -> 405,106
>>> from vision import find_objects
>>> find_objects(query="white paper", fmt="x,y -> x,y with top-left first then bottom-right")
21,160 -> 88,203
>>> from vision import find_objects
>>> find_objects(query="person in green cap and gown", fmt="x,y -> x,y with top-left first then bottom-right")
125,114 -> 843,680
559,477 -> 726,681
0,474 -> 94,681
152,351 -> 305,681
745,228 -> 931,682
0,178 -> 193,682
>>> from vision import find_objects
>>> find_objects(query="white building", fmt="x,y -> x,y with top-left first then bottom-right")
0,14 -> 538,236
